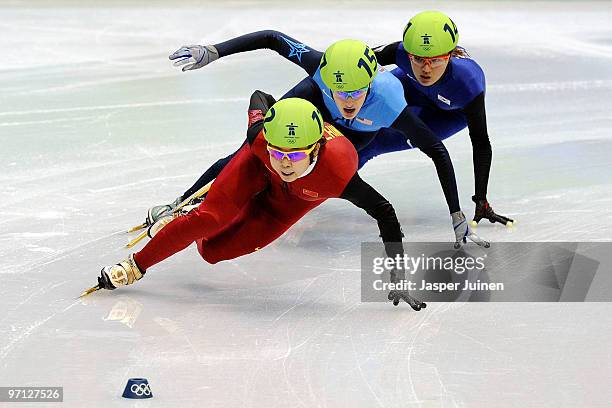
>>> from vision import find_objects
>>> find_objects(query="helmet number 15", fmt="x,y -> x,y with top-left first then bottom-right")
357,47 -> 377,78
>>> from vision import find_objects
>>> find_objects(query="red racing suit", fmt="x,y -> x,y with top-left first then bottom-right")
133,91 -> 404,271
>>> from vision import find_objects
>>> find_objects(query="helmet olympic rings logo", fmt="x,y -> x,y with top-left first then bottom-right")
130,383 -> 151,396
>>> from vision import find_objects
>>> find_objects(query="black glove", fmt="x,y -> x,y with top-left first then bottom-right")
388,290 -> 427,310
472,196 -> 514,226
388,268 -> 427,310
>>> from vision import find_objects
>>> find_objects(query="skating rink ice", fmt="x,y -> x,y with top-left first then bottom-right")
1,1 -> 611,406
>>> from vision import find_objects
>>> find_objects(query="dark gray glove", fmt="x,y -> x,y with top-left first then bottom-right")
388,268 -> 427,311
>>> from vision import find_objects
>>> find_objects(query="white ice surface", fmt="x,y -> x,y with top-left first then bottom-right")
1,1 -> 612,407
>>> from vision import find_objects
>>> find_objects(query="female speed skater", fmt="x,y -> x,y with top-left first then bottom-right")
95,95 -> 437,310
148,37 -> 486,247
371,10 -> 513,226
163,10 -> 512,227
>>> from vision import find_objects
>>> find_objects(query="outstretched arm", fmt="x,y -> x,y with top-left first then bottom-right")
340,172 -> 404,256
215,30 -> 322,75
463,92 -> 492,201
419,142 -> 461,214
340,173 -> 426,310
390,108 -> 461,213
464,92 -> 513,225
373,41 -> 401,66
171,30 -> 323,76
389,108 -> 489,248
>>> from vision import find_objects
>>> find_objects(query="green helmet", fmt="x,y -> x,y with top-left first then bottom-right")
263,98 -> 324,148
403,10 -> 459,57
319,39 -> 378,92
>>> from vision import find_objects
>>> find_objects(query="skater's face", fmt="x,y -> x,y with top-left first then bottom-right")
409,53 -> 451,86
268,143 -> 320,182
332,88 -> 368,119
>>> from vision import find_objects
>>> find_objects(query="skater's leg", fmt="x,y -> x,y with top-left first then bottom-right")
199,194 -> 322,264
134,143 -> 268,270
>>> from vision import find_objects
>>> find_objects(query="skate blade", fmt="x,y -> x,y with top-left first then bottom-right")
127,223 -> 147,233
79,284 -> 101,299
172,182 -> 211,213
126,230 -> 148,248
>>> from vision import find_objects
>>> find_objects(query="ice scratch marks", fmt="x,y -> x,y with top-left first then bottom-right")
349,326 -> 385,408
0,280 -> 68,326
11,73 -> 175,96
0,229 -> 123,275
489,79 -> 612,94
0,116 -> 99,127
0,97 -> 249,118
0,296 -> 79,362
272,277 -> 320,325
387,302 -> 457,404
86,174 -> 187,194
281,325 -> 310,408
1,231 -> 67,240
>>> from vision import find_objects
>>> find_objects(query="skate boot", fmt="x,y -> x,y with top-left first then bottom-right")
146,196 -> 183,227
98,254 -> 146,290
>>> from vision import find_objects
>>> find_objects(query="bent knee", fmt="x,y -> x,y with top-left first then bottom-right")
197,239 -> 218,264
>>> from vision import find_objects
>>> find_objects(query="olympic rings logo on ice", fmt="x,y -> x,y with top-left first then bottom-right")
130,383 -> 151,396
